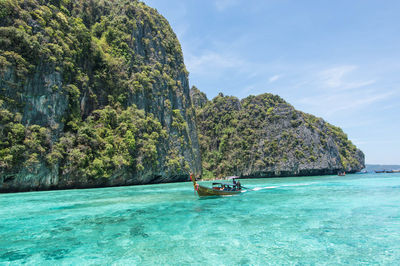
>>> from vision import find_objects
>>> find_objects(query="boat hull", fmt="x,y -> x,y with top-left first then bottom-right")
196,185 -> 241,197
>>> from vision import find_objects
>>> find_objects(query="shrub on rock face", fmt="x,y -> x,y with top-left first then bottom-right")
51,105 -> 166,179
0,100 -> 51,173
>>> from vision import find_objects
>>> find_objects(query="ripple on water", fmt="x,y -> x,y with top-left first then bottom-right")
42,248 -> 70,260
0,250 -> 31,262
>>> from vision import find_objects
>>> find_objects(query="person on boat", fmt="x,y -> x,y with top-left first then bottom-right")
232,178 -> 239,190
236,181 -> 241,190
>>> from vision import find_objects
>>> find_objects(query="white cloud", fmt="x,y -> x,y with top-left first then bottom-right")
186,51 -> 240,72
319,65 -> 356,88
289,64 -> 397,121
268,74 -> 281,83
318,65 -> 376,91
214,0 -> 240,11
185,50 -> 246,75
381,102 -> 400,110
298,88 -> 394,118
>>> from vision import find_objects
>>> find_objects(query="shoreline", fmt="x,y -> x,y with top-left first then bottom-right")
1,171 -> 367,194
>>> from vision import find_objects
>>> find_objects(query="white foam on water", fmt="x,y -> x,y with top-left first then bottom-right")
282,182 -> 314,187
251,186 -> 277,191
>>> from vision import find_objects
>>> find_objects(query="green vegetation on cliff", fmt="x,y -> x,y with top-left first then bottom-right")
0,0 -> 200,191
49,104 -> 167,179
0,99 -> 168,179
0,100 -> 50,172
191,88 -> 364,179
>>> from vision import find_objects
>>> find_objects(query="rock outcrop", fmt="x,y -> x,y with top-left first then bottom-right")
192,91 -> 365,179
0,0 -> 201,192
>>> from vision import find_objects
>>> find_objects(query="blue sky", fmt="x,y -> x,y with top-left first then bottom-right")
145,0 -> 400,165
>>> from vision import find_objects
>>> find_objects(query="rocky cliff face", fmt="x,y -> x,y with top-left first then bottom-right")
192,90 -> 365,178
0,0 -> 365,193
0,0 -> 201,192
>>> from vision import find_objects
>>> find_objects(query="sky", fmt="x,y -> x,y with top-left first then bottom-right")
145,0 -> 400,165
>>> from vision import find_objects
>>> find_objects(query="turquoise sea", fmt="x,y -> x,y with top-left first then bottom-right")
1,173 -> 400,265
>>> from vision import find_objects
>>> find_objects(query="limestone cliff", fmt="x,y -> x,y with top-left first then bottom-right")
191,89 -> 365,179
0,0 -> 201,192
0,0 -> 365,193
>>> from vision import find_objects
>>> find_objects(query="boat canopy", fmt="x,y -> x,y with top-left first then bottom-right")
212,182 -> 236,186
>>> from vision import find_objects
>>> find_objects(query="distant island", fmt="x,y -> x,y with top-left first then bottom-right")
364,164 -> 400,172
0,0 -> 364,192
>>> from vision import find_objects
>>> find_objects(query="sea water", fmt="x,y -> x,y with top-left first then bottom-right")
1,173 -> 399,265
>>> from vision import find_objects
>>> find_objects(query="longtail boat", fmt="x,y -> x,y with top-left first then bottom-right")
189,174 -> 242,197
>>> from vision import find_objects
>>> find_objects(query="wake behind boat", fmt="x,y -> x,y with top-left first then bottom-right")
189,174 -> 242,197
